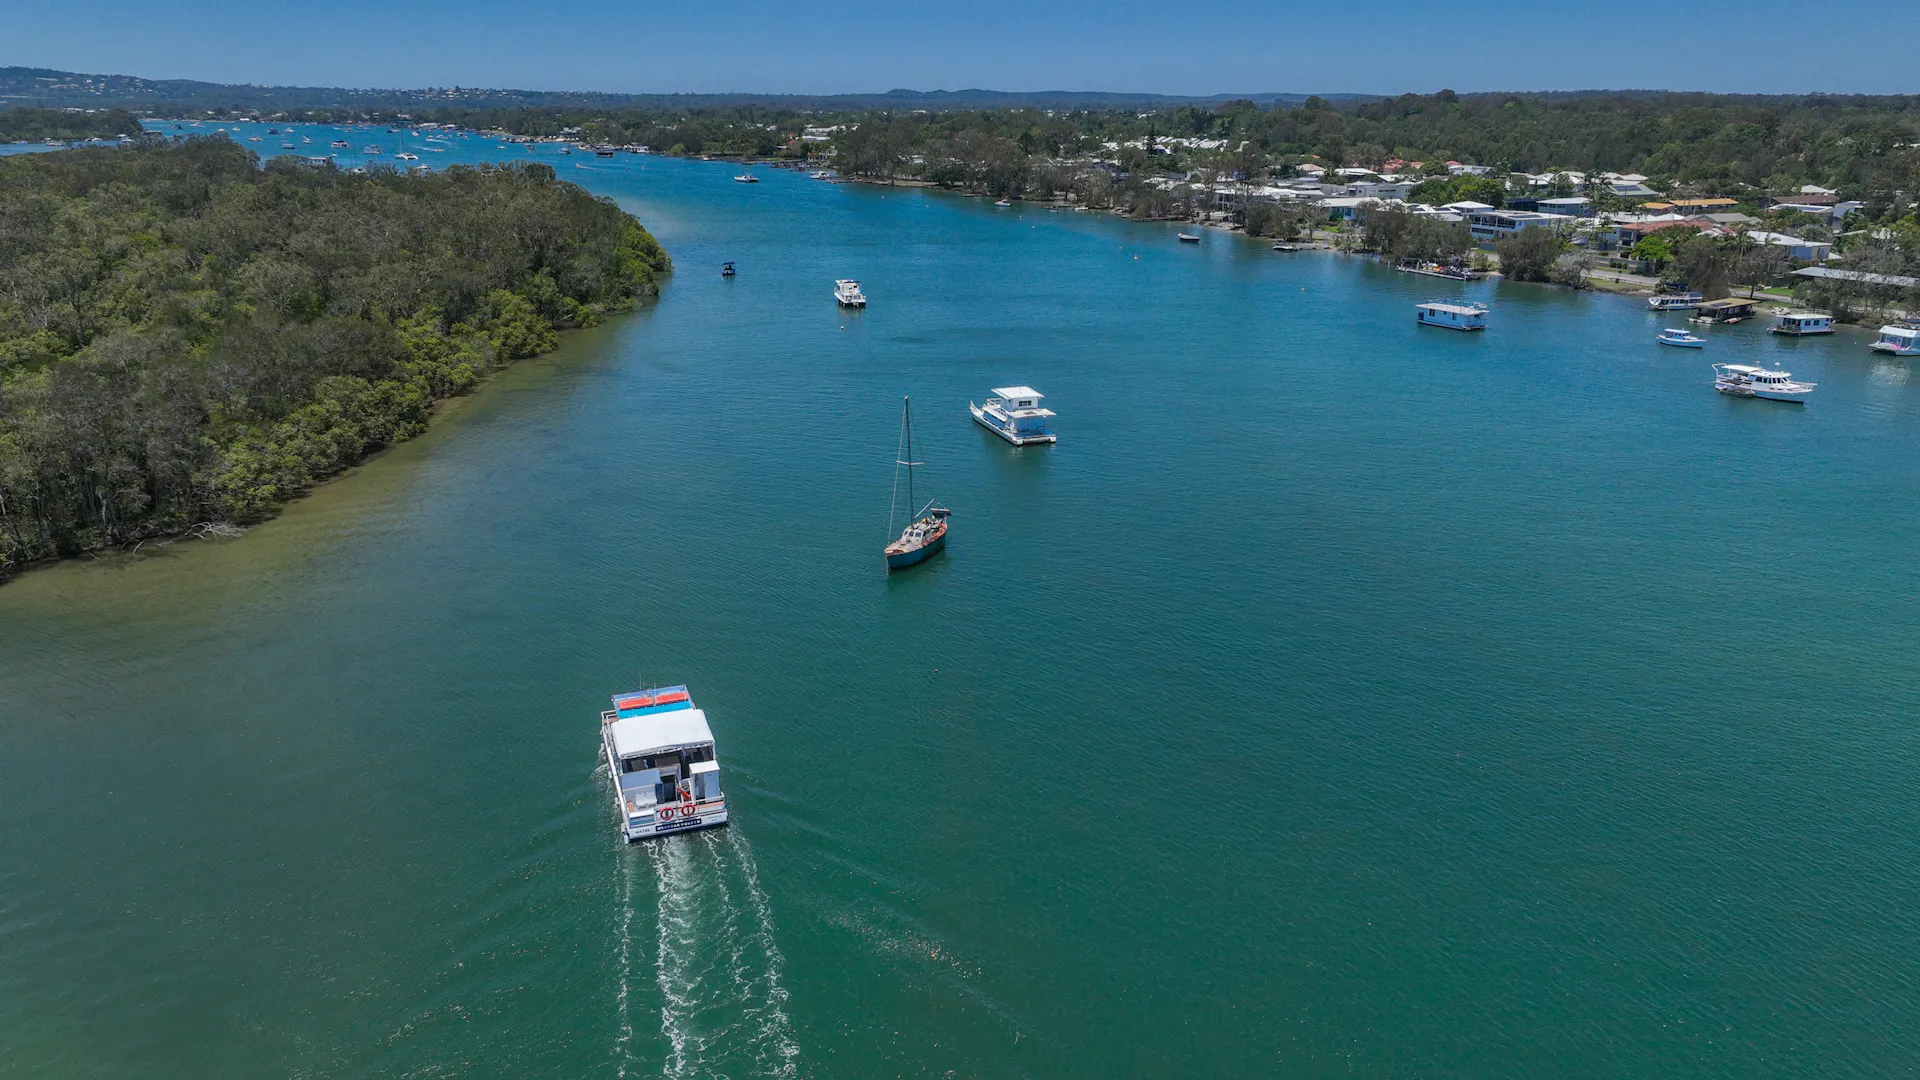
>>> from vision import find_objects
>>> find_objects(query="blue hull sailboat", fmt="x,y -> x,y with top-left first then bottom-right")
884,396 -> 949,571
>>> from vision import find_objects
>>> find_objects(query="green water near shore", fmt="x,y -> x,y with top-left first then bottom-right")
4,128 -> 1919,1078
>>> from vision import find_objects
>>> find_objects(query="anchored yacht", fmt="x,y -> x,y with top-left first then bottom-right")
1657,328 -> 1706,348
970,386 -> 1057,445
884,397 -> 949,571
600,685 -> 727,841
1713,364 -> 1814,402
834,279 -> 867,307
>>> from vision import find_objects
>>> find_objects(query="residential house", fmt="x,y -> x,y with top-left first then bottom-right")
1643,198 -> 1741,215
1745,231 -> 1834,263
1467,209 -> 1576,241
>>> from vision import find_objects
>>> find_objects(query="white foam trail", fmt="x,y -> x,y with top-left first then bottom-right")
727,830 -> 800,1078
652,840 -> 695,1079
614,849 -> 636,1079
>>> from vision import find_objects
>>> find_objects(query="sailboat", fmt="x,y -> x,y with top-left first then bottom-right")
884,396 -> 950,571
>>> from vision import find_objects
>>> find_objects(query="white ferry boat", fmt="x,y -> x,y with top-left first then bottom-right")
1769,312 -> 1834,335
1415,301 -> 1488,331
834,279 -> 867,307
970,386 -> 1057,445
600,685 -> 727,841
1648,292 -> 1705,312
1657,328 -> 1706,348
1870,324 -> 1920,356
1713,363 -> 1814,402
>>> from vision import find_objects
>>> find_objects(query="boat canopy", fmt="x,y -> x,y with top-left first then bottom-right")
610,707 -> 714,758
992,386 -> 1042,401
1417,302 -> 1484,316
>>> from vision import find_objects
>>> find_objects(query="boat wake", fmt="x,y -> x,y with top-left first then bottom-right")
621,830 -> 798,1078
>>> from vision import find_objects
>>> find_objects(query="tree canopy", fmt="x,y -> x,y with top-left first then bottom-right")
0,139 -> 670,578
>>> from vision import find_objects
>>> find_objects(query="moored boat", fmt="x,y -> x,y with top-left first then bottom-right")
1713,363 -> 1814,402
1177,232 -> 1201,242
970,386 -> 1057,445
600,685 -> 728,841
1769,311 -> 1834,335
1657,328 -> 1706,348
1870,324 -> 1920,356
734,172 -> 759,183
721,261 -> 736,277
884,397 -> 949,571
1415,301 -> 1488,331
1648,292 -> 1705,312
834,279 -> 867,307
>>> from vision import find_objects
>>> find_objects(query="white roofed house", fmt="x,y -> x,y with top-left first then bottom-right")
1744,231 -> 1834,263
1467,209 -> 1576,241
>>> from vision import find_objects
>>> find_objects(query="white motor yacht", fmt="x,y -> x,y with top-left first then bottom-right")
834,279 -> 867,307
734,172 -> 759,183
1713,364 -> 1814,402
1649,292 -> 1705,311
970,386 -> 1057,445
601,685 -> 727,841
1657,328 -> 1706,348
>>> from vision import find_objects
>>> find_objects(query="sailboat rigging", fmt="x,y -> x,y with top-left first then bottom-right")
884,396 -> 950,571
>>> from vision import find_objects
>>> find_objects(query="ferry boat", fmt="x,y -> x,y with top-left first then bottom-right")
1648,292 -> 1705,312
734,172 -> 759,183
1657,328 -> 1706,348
1415,301 -> 1488,331
1770,312 -> 1834,335
884,397 -> 949,571
1177,232 -> 1201,242
1713,363 -> 1814,402
1870,324 -> 1920,356
600,685 -> 727,841
970,386 -> 1057,445
834,279 -> 867,307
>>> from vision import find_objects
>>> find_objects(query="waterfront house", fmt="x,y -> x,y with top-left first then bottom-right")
1643,198 -> 1741,215
1467,209 -> 1576,241
1745,231 -> 1833,263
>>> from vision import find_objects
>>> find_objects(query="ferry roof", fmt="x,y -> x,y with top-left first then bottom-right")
610,707 -> 714,758
992,386 -> 1042,400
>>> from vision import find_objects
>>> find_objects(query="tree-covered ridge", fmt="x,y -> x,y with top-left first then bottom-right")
0,139 -> 670,578
0,107 -> 143,142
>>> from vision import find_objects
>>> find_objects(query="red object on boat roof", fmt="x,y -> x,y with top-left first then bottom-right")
615,689 -> 690,711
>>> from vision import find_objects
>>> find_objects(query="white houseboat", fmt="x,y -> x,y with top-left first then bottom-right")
1870,324 -> 1920,356
1713,364 -> 1815,403
600,685 -> 727,841
970,386 -> 1057,445
1415,301 -> 1488,331
1769,312 -> 1834,335
1648,292 -> 1705,312
834,279 -> 867,307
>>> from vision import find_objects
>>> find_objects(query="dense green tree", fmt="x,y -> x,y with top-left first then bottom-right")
0,139 -> 670,577
1494,227 -> 1568,282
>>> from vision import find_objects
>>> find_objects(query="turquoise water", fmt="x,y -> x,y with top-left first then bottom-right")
4,126 -> 1920,1077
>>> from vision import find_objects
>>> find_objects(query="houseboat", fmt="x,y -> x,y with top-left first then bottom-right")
1870,324 -> 1920,356
1770,312 -> 1834,335
1415,301 -> 1488,331
1657,328 -> 1706,348
1713,364 -> 1815,402
834,279 -> 867,307
600,685 -> 727,841
970,386 -> 1057,445
1648,292 -> 1705,312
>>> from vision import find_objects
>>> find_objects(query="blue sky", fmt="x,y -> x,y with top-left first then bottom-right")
10,0 -> 1919,96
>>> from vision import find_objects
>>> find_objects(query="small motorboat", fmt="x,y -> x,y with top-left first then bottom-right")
1713,364 -> 1814,403
734,172 -> 759,183
994,198 -> 1012,206
834,279 -> 867,307
1658,328 -> 1706,348
1271,242 -> 1301,252
1177,232 -> 1201,243
721,261 -> 736,277
810,170 -> 831,180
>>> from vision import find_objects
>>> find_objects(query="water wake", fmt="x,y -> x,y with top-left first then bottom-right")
638,830 -> 798,1078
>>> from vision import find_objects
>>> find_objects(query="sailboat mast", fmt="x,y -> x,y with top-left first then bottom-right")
904,396 -> 915,517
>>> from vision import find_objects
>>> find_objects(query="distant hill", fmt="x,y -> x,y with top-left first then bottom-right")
0,66 -> 1372,114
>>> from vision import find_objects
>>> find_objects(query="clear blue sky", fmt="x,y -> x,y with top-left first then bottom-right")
10,0 -> 1918,96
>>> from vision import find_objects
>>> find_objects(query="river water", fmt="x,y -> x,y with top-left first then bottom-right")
3,123 -> 1918,1078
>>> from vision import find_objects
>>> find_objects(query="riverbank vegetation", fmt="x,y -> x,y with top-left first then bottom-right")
0,107 -> 142,143
0,139 -> 669,579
